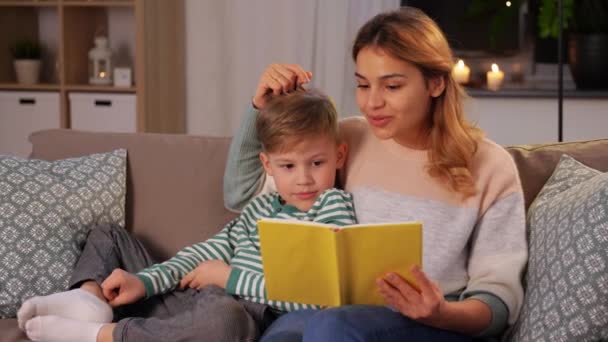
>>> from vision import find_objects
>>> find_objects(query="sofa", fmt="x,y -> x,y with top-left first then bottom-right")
1,129 -> 607,342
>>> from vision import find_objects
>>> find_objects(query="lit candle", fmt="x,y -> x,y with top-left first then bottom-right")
452,59 -> 470,84
99,71 -> 106,79
487,63 -> 504,91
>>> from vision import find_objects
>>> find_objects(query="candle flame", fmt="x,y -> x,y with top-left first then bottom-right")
506,1 -> 512,7
457,59 -> 465,68
491,63 -> 499,72
100,71 -> 106,78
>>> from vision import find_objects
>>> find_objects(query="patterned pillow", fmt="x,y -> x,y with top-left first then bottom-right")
510,155 -> 608,341
0,150 -> 126,318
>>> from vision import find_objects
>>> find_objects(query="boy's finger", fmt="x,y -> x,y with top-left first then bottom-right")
180,273 -> 193,289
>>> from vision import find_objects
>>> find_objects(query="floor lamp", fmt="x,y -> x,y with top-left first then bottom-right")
558,0 -> 564,142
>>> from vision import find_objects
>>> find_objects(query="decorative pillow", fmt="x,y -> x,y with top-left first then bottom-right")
510,155 -> 608,341
0,150 -> 127,318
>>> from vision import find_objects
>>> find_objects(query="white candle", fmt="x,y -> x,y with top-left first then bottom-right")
452,59 -> 470,84
487,63 -> 504,91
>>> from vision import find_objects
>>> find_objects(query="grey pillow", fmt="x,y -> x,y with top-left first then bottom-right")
0,150 -> 127,318
510,155 -> 608,341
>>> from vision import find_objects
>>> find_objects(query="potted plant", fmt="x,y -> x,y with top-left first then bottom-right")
538,0 -> 608,89
10,39 -> 42,85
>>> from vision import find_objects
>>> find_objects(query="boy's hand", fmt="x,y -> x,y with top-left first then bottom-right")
253,64 -> 312,110
100,268 -> 146,307
180,260 -> 232,290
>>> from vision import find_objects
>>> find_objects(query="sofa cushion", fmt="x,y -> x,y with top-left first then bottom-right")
510,155 -> 608,341
29,129 -> 239,262
0,150 -> 126,318
506,139 -> 608,210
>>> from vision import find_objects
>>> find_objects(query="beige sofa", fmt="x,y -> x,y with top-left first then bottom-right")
1,129 -> 607,342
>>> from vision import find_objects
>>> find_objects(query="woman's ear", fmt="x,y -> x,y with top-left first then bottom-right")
259,152 -> 273,176
336,143 -> 348,169
428,75 -> 446,98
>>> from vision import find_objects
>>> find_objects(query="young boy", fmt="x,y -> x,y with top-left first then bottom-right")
18,88 -> 356,342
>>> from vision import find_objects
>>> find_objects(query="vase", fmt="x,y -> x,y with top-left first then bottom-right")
568,34 -> 608,90
14,59 -> 41,85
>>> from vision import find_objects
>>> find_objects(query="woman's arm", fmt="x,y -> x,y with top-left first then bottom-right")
377,267 -> 495,336
223,105 -> 267,212
223,64 -> 312,211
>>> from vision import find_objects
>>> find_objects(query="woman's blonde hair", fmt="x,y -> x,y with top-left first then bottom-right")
352,7 -> 483,198
257,88 -> 340,153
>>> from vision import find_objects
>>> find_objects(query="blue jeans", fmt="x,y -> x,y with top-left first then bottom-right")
261,305 -> 474,342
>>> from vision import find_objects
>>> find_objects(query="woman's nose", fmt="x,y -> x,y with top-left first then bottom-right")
367,88 -> 384,108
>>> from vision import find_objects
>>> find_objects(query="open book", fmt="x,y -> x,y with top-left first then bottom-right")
258,219 -> 423,307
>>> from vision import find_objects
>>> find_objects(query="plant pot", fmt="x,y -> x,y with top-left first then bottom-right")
568,34 -> 608,89
13,59 -> 41,85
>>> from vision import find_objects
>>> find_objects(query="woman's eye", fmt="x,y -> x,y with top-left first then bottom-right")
387,85 -> 401,90
356,84 -> 369,89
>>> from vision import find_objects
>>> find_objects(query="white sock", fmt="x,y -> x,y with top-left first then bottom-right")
25,315 -> 104,342
18,288 -> 113,330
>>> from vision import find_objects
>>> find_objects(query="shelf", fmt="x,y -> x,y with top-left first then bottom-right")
65,84 -> 136,93
0,1 -> 58,7
62,1 -> 133,7
0,83 -> 59,91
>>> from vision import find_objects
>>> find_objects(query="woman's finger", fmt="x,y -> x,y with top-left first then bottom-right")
383,273 -> 421,302
410,266 -> 434,296
287,64 -> 312,83
271,64 -> 298,92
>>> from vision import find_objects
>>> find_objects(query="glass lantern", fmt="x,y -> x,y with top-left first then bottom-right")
88,36 -> 112,85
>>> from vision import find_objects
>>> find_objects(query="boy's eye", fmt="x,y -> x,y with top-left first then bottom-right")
312,160 -> 324,166
280,164 -> 294,169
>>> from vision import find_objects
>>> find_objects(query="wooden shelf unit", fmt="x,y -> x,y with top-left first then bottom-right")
0,0 -> 185,133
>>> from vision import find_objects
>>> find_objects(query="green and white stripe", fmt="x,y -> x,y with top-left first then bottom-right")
136,188 -> 356,312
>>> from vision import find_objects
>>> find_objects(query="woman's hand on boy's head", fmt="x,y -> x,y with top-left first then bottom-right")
100,268 -> 146,307
253,64 -> 312,109
179,259 -> 232,290
376,266 -> 446,327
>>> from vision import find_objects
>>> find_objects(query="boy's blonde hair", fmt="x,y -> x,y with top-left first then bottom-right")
257,88 -> 339,153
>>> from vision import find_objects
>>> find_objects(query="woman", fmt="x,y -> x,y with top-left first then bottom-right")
224,7 -> 526,342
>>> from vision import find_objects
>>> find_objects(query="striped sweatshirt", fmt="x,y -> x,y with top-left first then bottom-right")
224,106 -> 528,338
136,188 -> 356,312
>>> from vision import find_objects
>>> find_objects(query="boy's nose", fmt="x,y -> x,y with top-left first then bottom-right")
296,170 -> 313,185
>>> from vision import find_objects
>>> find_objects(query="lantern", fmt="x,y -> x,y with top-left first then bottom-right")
88,36 -> 112,85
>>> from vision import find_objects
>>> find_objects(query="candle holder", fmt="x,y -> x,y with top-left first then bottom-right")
486,63 -> 505,91
452,59 -> 471,85
88,36 -> 112,85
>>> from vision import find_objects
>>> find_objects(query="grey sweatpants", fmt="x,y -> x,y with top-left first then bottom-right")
69,224 -> 275,342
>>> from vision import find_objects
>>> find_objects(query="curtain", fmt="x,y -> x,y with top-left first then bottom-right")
185,0 -> 400,136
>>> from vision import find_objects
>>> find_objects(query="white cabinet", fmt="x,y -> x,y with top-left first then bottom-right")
69,93 -> 136,133
466,98 -> 558,146
0,91 -> 61,157
563,99 -> 608,142
466,97 -> 608,146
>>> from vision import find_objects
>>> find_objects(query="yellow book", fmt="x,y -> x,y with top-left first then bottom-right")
258,219 -> 423,307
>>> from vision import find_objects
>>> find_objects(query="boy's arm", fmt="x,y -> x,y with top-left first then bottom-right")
225,268 -> 321,312
135,218 -> 240,297
223,105 -> 269,212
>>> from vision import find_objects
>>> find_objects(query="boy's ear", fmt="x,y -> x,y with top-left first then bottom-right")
260,152 -> 273,176
336,143 -> 348,169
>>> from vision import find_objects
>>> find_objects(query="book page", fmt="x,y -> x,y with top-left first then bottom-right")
337,222 -> 422,305
258,219 -> 342,307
